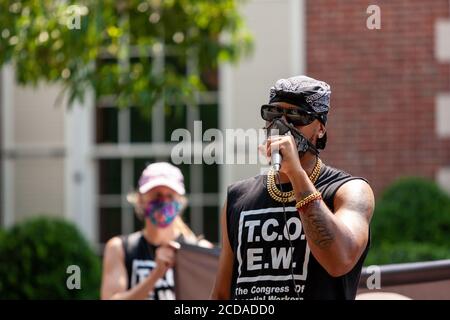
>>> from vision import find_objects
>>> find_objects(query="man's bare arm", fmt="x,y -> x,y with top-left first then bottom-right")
291,173 -> 374,277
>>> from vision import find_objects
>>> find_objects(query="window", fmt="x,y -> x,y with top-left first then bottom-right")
95,47 -> 220,246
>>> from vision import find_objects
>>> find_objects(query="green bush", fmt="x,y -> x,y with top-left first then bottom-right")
366,177 -> 450,265
0,216 -> 101,299
365,242 -> 450,265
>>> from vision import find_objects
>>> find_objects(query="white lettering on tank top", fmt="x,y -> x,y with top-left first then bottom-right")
131,259 -> 175,300
235,207 -> 311,300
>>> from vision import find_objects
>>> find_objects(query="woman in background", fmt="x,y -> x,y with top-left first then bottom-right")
101,162 -> 211,300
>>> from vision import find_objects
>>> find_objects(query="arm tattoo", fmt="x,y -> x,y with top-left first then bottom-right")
300,200 -> 335,249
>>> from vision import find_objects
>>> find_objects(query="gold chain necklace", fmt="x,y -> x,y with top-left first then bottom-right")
266,158 -> 322,203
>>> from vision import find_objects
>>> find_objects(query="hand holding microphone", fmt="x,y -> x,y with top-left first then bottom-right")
266,120 -> 285,172
266,133 -> 303,177
270,135 -> 283,172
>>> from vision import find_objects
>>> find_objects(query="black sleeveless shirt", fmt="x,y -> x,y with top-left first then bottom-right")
121,231 -> 177,300
226,163 -> 370,300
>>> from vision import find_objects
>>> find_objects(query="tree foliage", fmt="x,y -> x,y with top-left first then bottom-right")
0,0 -> 252,110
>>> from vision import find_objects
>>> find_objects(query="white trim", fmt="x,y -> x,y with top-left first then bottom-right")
65,90 -> 96,243
236,273 -> 307,283
152,45 -> 165,143
186,48 -> 204,234
435,19 -> 450,63
189,164 -> 204,233
219,63 -> 233,198
219,62 -> 233,240
437,167 -> 450,195
289,0 -> 306,75
93,142 -> 221,158
2,144 -> 65,158
117,101 -> 134,234
97,91 -> 218,107
118,109 -> 131,144
436,93 -> 450,138
121,158 -> 134,234
1,65 -> 15,228
98,193 -> 219,208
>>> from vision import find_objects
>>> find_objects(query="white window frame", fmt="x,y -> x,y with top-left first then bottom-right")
1,64 -> 15,228
93,44 -> 221,246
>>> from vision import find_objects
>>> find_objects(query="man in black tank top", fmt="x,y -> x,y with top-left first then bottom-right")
211,76 -> 375,300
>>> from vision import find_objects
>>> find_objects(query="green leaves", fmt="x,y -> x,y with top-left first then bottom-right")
0,0 -> 253,110
366,177 -> 450,265
0,216 -> 101,299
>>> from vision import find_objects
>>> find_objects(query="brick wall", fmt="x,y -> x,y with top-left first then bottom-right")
307,0 -> 450,195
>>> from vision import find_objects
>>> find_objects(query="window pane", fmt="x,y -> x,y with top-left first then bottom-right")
203,163 -> 218,193
178,163 -> 190,194
165,54 -> 187,76
130,107 -> 152,143
134,211 -> 144,232
129,56 -> 151,66
99,207 -> 122,244
181,206 -> 191,228
133,158 -> 155,187
99,159 -> 121,194
96,107 -> 118,143
165,104 -> 187,142
199,104 -> 218,130
203,206 -> 220,244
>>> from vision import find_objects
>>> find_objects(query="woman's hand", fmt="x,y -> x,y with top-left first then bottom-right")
153,241 -> 179,279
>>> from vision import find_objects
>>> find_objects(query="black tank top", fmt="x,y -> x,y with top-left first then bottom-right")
226,163 -> 370,300
121,231 -> 179,300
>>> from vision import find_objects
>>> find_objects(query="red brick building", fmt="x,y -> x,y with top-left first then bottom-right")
307,0 -> 450,195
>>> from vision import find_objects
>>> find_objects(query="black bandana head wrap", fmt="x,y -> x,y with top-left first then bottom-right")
268,75 -> 331,149
269,75 -> 331,124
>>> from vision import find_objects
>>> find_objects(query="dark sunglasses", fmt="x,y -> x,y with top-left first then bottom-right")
260,104 -> 318,126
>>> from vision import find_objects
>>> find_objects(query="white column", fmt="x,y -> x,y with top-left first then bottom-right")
436,93 -> 450,138
437,167 -> 450,195
434,14 -> 450,195
118,105 -> 134,235
290,0 -> 306,76
218,57 -> 234,240
1,64 -> 15,228
435,19 -> 450,63
65,90 -> 97,243
219,62 -> 233,203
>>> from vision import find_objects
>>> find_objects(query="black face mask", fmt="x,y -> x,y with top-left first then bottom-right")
264,118 -> 320,157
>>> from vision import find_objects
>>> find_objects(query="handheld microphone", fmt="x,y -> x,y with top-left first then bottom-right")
267,117 -> 320,172
268,123 -> 284,172
271,148 -> 282,172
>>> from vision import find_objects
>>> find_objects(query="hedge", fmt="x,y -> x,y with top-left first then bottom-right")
366,177 -> 450,265
0,216 -> 101,299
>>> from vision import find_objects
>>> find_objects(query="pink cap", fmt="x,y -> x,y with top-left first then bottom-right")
138,162 -> 185,195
